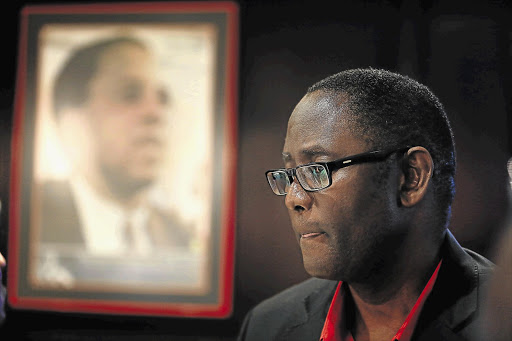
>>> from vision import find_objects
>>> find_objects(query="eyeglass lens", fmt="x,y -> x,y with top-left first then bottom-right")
267,164 -> 330,195
296,165 -> 329,191
267,171 -> 290,195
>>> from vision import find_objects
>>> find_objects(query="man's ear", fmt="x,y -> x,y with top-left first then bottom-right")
399,146 -> 434,207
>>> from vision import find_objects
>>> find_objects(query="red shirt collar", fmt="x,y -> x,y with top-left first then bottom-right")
320,260 -> 442,341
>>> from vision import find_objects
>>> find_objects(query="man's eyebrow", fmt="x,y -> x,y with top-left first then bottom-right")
282,147 -> 332,163
301,147 -> 331,158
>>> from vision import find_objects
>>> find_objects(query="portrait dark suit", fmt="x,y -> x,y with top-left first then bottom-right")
238,230 -> 494,341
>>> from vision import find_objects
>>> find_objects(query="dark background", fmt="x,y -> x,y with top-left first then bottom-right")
0,0 -> 511,340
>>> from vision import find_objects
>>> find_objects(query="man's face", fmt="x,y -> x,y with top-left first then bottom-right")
84,42 -> 168,193
282,91 -> 405,283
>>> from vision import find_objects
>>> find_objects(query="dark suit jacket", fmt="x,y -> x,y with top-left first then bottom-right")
237,230 -> 494,341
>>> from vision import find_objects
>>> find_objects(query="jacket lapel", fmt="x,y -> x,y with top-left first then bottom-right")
281,280 -> 338,341
414,319 -> 468,341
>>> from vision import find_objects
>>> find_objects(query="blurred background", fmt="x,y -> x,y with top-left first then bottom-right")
1,0 -> 511,339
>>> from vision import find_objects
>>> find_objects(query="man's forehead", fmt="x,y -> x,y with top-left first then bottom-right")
97,43 -> 150,75
289,91 -> 342,121
287,92 -> 354,133
283,92 -> 365,162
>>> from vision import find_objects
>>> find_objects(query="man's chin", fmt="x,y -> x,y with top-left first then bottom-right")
110,178 -> 153,199
101,167 -> 156,199
302,257 -> 342,280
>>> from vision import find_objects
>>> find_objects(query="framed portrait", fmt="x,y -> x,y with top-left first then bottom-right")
7,1 -> 238,318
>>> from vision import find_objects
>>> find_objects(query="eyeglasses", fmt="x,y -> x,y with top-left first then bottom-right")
265,147 -> 409,195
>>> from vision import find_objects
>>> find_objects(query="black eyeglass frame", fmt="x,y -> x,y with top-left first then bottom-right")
265,146 -> 411,195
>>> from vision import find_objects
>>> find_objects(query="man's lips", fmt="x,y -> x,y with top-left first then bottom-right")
133,135 -> 163,147
300,232 -> 326,239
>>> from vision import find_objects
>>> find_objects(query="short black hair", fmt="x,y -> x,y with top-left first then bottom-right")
307,68 -> 456,225
53,36 -> 147,118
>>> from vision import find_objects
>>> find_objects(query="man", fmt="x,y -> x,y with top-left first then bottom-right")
238,68 -> 494,340
35,36 -> 193,287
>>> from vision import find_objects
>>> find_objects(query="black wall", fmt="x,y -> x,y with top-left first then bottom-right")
1,0 -> 511,340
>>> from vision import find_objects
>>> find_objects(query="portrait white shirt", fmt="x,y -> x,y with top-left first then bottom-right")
70,176 -> 152,256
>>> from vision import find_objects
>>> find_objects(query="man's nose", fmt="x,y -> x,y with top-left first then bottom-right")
284,180 -> 313,212
141,90 -> 166,123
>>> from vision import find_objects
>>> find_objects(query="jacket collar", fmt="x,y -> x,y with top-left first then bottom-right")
412,229 -> 481,340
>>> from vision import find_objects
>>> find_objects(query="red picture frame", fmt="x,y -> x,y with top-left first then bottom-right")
8,1 -> 238,319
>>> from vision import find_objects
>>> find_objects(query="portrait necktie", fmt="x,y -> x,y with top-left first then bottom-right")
123,219 -> 135,250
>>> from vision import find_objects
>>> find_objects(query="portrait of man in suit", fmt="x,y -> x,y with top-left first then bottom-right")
29,30 -> 213,292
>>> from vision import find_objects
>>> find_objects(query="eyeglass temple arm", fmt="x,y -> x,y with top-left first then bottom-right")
328,148 -> 410,169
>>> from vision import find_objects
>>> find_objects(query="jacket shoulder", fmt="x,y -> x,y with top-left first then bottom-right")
38,180 -> 83,244
464,247 -> 494,275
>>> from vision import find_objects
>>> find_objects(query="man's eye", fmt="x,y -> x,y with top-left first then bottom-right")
313,166 -> 323,173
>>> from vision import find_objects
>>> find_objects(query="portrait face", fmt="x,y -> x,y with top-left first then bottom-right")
80,42 -> 169,194
282,90 -> 406,283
